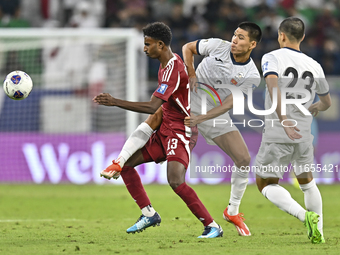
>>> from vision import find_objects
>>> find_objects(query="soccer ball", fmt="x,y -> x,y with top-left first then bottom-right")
3,70 -> 33,100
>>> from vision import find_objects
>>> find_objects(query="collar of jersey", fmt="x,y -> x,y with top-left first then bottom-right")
161,54 -> 177,69
283,47 -> 302,53
230,52 -> 251,65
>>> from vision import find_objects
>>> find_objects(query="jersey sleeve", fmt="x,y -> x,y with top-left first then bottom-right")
153,61 -> 180,102
261,53 -> 278,78
197,38 -> 229,56
315,64 -> 330,96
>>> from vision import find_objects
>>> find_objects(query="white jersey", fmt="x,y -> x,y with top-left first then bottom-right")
261,47 -> 329,143
192,38 -> 260,110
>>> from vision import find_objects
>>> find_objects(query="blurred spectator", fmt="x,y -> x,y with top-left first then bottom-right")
182,0 -> 208,17
212,1 -> 247,39
233,0 -> 263,9
20,0 -> 43,27
7,0 -> 340,78
0,0 -> 20,16
118,0 -> 148,27
150,0 -> 174,20
68,1 -> 100,28
104,0 -> 123,27
0,0 -> 30,27
295,0 -> 326,9
260,10 -> 284,35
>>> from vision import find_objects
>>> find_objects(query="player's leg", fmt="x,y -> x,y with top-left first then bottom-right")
256,143 -> 323,244
100,107 -> 163,179
294,143 -> 324,242
255,143 -> 306,221
212,130 -> 251,236
257,175 -> 322,243
256,175 -> 307,221
117,107 -> 162,167
166,160 -> 223,238
120,148 -> 161,233
296,172 -> 323,238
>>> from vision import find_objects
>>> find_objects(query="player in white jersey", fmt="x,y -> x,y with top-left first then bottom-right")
182,22 -> 262,236
255,17 -> 331,244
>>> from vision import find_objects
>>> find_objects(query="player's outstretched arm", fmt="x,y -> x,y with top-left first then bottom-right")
182,41 -> 198,92
266,74 -> 302,141
308,93 -> 332,117
184,94 -> 233,127
93,93 -> 164,114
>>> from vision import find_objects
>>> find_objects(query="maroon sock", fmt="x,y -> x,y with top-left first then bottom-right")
174,183 -> 213,226
120,166 -> 151,209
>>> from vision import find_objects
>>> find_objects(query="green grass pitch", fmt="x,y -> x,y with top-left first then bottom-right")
1,183 -> 339,254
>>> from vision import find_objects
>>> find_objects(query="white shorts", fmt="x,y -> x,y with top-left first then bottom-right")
255,142 -> 314,179
191,97 -> 238,145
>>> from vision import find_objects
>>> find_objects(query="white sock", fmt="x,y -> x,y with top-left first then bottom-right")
141,205 -> 156,217
300,179 -> 323,235
228,167 -> 249,216
208,220 -> 219,229
116,122 -> 153,168
262,184 -> 306,222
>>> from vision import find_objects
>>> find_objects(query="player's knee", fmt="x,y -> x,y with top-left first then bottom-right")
168,180 -> 184,190
124,157 -> 138,168
235,155 -> 251,168
256,177 -> 266,193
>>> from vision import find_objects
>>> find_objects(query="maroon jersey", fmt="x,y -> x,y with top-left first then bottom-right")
142,54 -> 196,169
153,53 -> 190,134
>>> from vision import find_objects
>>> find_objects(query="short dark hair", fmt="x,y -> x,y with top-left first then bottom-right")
142,22 -> 172,46
279,17 -> 305,42
238,22 -> 262,43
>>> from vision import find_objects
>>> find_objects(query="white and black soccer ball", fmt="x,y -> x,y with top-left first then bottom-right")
3,70 -> 33,100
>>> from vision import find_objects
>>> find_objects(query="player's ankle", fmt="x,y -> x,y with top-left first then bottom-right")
141,205 -> 156,217
227,204 -> 239,216
115,156 -> 127,168
207,220 -> 219,229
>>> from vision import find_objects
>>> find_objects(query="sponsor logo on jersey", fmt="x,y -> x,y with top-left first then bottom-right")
167,150 -> 176,156
215,57 -> 223,63
157,84 -> 168,94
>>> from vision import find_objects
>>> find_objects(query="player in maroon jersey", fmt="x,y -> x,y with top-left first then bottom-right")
93,22 -> 223,238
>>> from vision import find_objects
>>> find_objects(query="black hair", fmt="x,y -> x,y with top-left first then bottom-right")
142,22 -> 172,46
279,17 -> 305,42
238,22 -> 262,43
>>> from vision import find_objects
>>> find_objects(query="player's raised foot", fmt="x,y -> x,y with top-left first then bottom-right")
100,160 -> 122,180
304,211 -> 323,244
223,207 -> 251,236
198,225 -> 223,238
126,212 -> 161,234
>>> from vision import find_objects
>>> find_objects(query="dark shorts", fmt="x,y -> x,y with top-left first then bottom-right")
141,125 -> 197,169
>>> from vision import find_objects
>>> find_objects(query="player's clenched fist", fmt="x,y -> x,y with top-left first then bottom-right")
93,93 -> 117,106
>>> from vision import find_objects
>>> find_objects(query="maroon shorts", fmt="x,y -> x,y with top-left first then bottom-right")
141,125 -> 195,169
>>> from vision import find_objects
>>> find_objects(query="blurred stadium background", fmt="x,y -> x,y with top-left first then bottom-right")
0,0 -> 339,185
